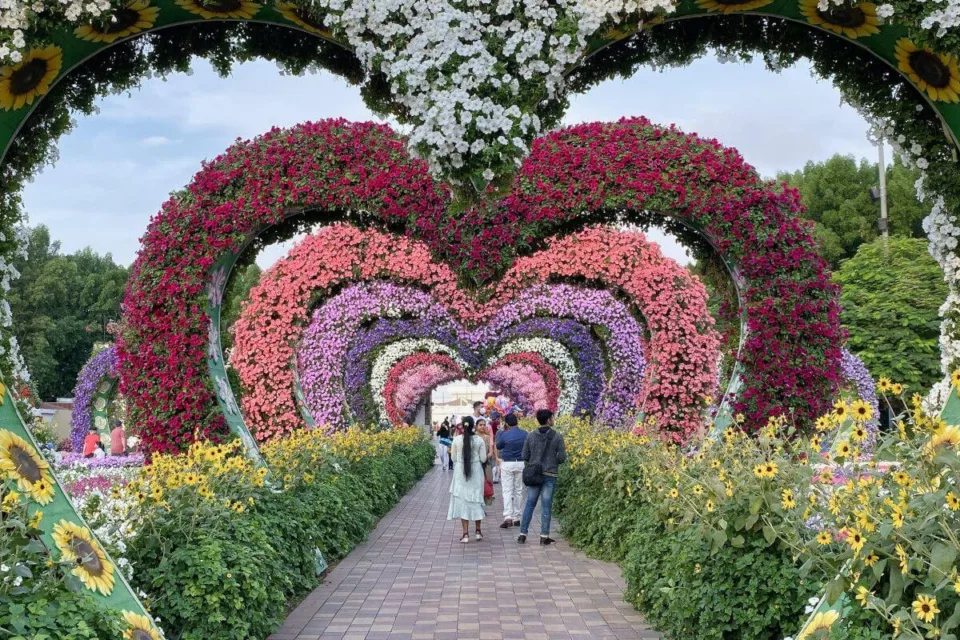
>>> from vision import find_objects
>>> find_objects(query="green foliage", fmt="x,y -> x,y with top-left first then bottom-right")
0,484 -> 124,639
778,155 -> 928,267
835,237 -> 948,392
220,263 -> 262,352
554,417 -> 821,640
128,507 -> 289,640
126,431 -> 435,640
8,225 -> 128,400
622,509 -> 814,640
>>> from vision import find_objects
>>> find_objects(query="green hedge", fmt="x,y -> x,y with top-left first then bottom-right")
554,421 -> 822,640
126,434 -> 435,640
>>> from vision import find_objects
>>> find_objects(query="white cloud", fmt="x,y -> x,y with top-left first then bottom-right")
21,55 -> 874,268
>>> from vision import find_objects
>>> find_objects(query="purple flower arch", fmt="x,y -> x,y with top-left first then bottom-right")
69,345 -> 119,452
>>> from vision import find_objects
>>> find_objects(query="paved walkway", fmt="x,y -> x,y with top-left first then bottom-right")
269,460 -> 660,640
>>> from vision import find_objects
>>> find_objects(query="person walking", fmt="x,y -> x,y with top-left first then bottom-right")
448,416 -> 487,543
518,409 -> 566,545
496,413 -> 526,529
437,420 -> 451,471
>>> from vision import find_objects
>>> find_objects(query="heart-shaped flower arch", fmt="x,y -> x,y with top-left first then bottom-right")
342,317 -> 601,423
119,117 -> 840,455
234,225 -> 706,441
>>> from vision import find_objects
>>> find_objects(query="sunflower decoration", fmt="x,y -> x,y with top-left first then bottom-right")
74,0 -> 159,44
0,429 -> 55,505
122,611 -> 161,640
697,0 -> 773,15
52,520 -> 116,595
175,0 -> 260,20
0,45 -> 63,111
799,0 -> 879,39
896,38 -> 960,103
276,2 -> 332,37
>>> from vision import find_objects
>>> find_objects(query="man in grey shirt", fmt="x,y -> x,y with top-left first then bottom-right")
518,409 -> 566,545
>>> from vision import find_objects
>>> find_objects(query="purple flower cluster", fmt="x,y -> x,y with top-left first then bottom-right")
57,452 -> 145,468
298,282 -> 442,430
69,345 -> 119,452
299,281 -> 647,430
841,348 -> 880,444
475,284 -> 646,428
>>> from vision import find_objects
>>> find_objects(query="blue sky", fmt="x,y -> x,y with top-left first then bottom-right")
20,53 -> 878,268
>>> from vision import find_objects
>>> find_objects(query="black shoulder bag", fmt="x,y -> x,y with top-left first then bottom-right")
522,430 -> 554,487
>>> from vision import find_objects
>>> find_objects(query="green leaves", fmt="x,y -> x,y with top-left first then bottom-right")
835,237 -> 948,393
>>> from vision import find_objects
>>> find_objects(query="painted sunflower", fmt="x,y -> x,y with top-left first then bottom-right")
799,0 -> 879,39
0,46 -> 63,111
896,38 -> 960,103
175,0 -> 260,20
74,0 -> 159,44
276,2 -> 332,37
0,429 -> 54,505
697,0 -> 773,14
52,520 -> 116,595
122,611 -> 161,640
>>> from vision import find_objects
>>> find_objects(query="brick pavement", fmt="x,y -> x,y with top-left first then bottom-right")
269,459 -> 660,640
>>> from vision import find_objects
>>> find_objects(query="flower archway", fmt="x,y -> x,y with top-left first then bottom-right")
68,343 -> 120,452
233,223 -> 705,441
115,118 -> 837,457
5,2 -> 960,631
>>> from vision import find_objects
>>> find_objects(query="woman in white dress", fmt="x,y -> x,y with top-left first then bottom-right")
448,416 -> 487,543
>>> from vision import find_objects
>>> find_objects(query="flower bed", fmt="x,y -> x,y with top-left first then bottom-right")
555,374 -> 960,639
124,426 -> 432,639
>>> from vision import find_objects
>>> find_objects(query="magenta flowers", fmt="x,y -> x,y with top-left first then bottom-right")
122,118 -> 834,454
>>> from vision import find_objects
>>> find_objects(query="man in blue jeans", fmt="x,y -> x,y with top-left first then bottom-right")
518,409 -> 566,545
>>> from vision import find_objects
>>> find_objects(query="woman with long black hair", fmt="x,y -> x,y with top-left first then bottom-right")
447,416 -> 488,543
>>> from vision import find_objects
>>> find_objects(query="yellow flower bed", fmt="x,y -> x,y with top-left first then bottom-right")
558,382 -> 960,639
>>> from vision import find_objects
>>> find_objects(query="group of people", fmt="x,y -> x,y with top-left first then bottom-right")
81,421 -> 128,458
437,402 -> 567,546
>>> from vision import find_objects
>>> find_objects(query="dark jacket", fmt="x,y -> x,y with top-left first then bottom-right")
521,427 -> 567,476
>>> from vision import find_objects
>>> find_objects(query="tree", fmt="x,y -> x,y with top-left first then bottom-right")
8,225 -> 129,400
835,237 -> 947,393
777,154 -> 929,268
221,263 -> 262,351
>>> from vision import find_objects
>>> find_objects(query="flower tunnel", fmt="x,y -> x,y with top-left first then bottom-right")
234,223 -> 695,440
4,0 -> 960,634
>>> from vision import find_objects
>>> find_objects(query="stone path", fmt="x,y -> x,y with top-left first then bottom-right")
270,458 -> 660,640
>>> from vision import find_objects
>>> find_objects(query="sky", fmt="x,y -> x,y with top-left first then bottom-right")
20,52 -> 880,269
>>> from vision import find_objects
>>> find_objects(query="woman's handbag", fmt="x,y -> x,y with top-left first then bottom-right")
438,437 -> 452,447
522,430 -> 555,487
483,477 -> 495,505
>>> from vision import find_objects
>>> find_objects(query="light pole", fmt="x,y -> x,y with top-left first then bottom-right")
876,137 -> 889,249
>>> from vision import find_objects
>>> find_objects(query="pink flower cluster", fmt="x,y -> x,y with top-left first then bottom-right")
384,353 -> 464,424
480,353 -> 559,413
